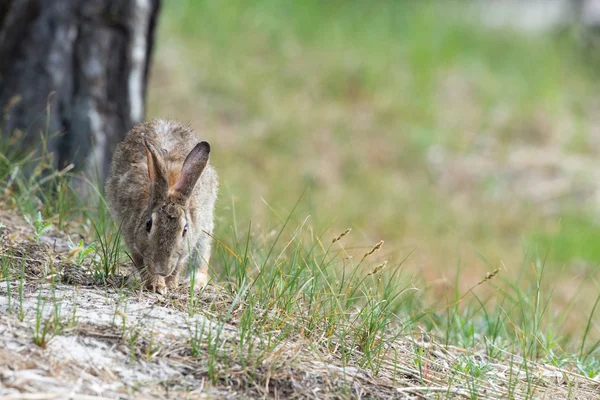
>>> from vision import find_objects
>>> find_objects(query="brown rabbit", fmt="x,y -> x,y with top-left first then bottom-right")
105,119 -> 218,292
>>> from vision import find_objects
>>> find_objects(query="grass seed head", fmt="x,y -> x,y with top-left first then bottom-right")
478,268 -> 500,285
362,240 -> 384,261
332,228 -> 351,243
368,261 -> 388,276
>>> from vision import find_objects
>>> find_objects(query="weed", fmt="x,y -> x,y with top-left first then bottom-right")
576,357 -> 600,379
205,323 -> 223,385
125,327 -> 141,363
187,245 -> 208,316
32,290 -> 61,349
91,219 -> 123,279
189,319 -> 206,358
414,346 -> 428,385
18,260 -> 25,322
1,255 -> 13,313
67,238 -> 96,266
68,288 -> 79,328
112,289 -> 128,329
144,327 -> 162,361
24,211 -> 52,244
455,354 -> 493,396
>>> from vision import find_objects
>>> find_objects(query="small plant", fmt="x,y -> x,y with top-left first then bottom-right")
33,317 -> 56,349
187,248 -> 209,316
33,292 -> 57,348
455,355 -> 493,379
144,327 -> 162,361
18,260 -> 25,321
68,288 -> 79,328
1,253 -> 12,313
189,319 -> 206,358
189,318 -> 226,384
188,248 -> 198,316
112,289 -> 128,329
67,237 -> 96,265
24,211 -> 53,244
414,346 -> 428,384
576,357 -> 600,379
543,348 -> 568,369
91,219 -> 123,278
454,354 -> 493,398
206,323 -> 222,385
125,327 -> 141,363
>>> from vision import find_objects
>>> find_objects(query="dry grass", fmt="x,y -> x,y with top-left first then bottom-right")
1,207 -> 599,399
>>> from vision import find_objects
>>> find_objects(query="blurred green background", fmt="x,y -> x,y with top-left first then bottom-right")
148,0 -> 600,310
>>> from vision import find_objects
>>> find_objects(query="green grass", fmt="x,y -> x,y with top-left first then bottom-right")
530,215 -> 600,264
149,0 -> 600,390
0,142 -> 599,396
150,0 -> 600,271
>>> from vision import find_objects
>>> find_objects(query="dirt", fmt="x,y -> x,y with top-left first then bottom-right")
427,142 -> 600,216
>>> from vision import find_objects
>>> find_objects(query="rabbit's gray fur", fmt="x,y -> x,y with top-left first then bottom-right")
105,119 -> 218,292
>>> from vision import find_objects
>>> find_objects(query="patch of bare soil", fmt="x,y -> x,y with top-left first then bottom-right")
1,208 -> 599,399
427,141 -> 600,216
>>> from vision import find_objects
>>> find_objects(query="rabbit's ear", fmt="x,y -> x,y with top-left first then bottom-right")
144,138 -> 169,199
172,141 -> 210,200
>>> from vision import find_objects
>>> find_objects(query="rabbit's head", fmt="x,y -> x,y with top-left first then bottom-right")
134,138 -> 210,277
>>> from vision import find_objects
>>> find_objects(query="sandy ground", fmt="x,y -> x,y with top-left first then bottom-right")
1,209 -> 600,399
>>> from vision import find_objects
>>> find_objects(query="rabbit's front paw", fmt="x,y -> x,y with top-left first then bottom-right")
165,272 -> 180,290
193,271 -> 209,290
145,275 -> 167,294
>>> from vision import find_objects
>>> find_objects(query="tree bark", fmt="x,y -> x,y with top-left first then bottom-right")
579,0 -> 600,30
0,0 -> 160,186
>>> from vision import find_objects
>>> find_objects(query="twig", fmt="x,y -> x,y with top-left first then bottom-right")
27,163 -> 74,193
0,393 -> 115,400
396,386 -> 472,398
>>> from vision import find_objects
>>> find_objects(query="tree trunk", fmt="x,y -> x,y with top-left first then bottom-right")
0,0 -> 160,186
580,0 -> 600,30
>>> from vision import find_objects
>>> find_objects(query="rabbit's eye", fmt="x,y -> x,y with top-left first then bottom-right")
146,217 -> 153,232
182,223 -> 188,237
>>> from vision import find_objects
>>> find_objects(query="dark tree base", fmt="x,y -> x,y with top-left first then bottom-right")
0,0 -> 160,185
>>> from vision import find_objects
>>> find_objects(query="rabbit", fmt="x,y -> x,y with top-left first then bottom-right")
104,119 -> 218,292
